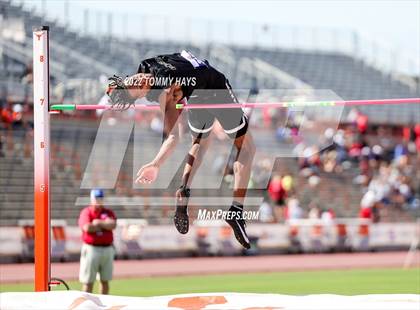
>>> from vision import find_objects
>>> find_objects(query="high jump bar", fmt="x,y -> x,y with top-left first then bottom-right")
50,97 -> 420,111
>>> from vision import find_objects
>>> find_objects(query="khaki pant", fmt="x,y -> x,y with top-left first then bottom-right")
79,243 -> 114,284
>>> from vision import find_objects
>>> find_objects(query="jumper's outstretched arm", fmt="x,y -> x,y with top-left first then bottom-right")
136,85 -> 184,184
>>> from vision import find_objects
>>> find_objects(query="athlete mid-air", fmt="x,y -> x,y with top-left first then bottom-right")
107,50 -> 255,249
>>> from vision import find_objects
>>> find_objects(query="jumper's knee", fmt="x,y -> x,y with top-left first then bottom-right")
233,161 -> 245,175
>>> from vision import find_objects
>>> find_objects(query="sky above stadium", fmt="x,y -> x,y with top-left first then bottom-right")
22,0 -> 419,72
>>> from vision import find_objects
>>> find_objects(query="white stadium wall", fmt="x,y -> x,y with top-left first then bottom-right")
0,220 -> 418,262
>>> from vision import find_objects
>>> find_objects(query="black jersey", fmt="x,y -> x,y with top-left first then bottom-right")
137,50 -> 248,139
137,50 -> 226,102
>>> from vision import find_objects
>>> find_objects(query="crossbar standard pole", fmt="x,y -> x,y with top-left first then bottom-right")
50,97 -> 420,111
33,26 -> 51,292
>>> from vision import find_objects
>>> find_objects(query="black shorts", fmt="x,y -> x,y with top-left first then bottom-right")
187,80 -> 248,139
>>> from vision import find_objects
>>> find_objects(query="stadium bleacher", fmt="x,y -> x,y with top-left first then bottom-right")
1,0 -> 419,121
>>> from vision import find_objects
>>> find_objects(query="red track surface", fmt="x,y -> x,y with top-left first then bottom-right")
0,251 -> 418,284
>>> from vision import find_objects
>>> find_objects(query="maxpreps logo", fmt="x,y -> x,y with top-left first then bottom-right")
197,209 -> 260,221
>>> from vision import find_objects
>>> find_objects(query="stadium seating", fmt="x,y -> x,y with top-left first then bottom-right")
1,118 -> 416,225
2,1 -> 419,111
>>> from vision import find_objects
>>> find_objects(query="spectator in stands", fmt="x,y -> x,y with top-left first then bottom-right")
356,112 -> 369,134
359,190 -> 381,222
285,197 -> 303,220
308,202 -> 321,219
347,132 -> 365,162
78,189 -> 117,295
393,177 -> 416,209
359,205 -> 372,221
394,141 -> 409,163
321,208 -> 335,223
267,174 -> 287,221
299,145 -> 321,177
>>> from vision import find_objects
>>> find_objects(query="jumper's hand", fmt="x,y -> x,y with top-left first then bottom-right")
135,162 -> 159,184
107,75 -> 135,111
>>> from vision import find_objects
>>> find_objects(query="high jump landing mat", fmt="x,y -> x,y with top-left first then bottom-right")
0,291 -> 419,309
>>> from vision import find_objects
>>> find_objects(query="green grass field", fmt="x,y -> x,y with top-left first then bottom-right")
1,268 -> 419,296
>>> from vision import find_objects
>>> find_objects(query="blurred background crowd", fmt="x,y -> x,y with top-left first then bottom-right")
1,0 -> 419,230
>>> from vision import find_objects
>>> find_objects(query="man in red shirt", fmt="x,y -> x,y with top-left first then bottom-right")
78,189 -> 116,294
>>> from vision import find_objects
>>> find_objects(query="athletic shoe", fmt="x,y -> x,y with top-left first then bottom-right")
225,204 -> 251,249
174,186 -> 190,234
